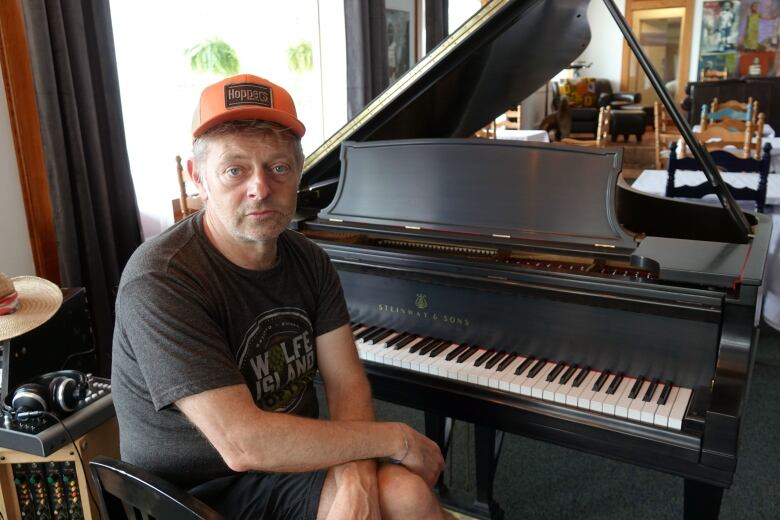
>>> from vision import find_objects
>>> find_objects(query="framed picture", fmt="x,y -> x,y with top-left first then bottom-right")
385,0 -> 420,83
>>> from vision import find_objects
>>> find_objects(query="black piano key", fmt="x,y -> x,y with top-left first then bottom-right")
643,379 -> 660,402
456,346 -> 479,364
559,364 -> 578,385
496,353 -> 517,372
485,352 -> 508,370
419,339 -> 445,356
592,370 -> 611,392
350,323 -> 363,331
628,376 -> 646,399
657,381 -> 673,405
606,373 -> 624,395
385,332 -> 409,349
514,357 -> 535,376
546,361 -> 567,382
392,334 -> 415,350
572,367 -> 590,388
445,344 -> 469,361
429,341 -> 452,357
363,328 -> 391,344
526,359 -> 548,378
410,337 -> 435,354
474,349 -> 495,367
355,326 -> 379,340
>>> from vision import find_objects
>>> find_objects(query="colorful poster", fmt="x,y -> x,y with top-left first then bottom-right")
737,0 -> 780,51
701,1 -> 741,53
698,0 -> 780,77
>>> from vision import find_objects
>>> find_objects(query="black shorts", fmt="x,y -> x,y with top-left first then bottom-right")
189,470 -> 326,520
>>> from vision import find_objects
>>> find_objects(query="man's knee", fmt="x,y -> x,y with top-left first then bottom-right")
378,464 -> 441,518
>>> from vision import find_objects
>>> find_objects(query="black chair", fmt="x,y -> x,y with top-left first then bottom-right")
665,141 -> 773,213
89,456 -> 223,520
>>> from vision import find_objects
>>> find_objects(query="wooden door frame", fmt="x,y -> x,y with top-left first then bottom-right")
0,0 -> 59,283
620,0 -> 694,105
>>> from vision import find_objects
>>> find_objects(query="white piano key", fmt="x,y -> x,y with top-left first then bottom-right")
466,349 -> 491,384
589,374 -> 616,413
668,387 -> 693,431
486,353 -> 512,388
542,364 -> 571,402
427,344 -> 461,375
498,356 -> 526,391
566,368 -> 593,407
551,365 -> 579,404
614,377 -> 638,418
420,342 -> 452,373
453,348 -> 480,381
530,362 -> 558,399
507,358 -> 536,394
576,371 -> 602,409
362,340 -> 388,362
640,382 -> 663,424
653,386 -> 680,428
602,377 -> 631,416
474,351 -> 503,387
397,337 -> 426,368
627,381 -> 651,421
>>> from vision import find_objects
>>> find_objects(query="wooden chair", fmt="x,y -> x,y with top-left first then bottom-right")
174,155 -> 203,221
89,456 -> 224,520
666,141 -> 772,213
654,101 -> 681,169
700,67 -> 727,82
495,104 -> 522,131
681,112 -> 766,159
475,105 -> 522,139
701,97 -> 758,129
560,106 -> 611,147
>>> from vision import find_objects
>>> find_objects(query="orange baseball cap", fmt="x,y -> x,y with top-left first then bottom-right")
192,74 -> 305,138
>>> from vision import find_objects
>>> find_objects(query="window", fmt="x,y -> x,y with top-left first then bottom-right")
110,1 -> 347,238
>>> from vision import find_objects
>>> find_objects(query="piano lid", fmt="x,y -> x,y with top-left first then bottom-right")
316,139 -> 636,252
301,0 -> 591,188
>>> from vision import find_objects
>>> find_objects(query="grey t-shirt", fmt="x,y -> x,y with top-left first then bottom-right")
111,212 -> 350,488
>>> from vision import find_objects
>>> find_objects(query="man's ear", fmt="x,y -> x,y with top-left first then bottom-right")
188,158 -> 208,201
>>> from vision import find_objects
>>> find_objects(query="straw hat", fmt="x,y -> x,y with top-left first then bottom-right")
0,273 -> 62,341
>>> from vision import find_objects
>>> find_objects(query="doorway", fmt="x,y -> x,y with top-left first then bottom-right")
621,0 -> 694,106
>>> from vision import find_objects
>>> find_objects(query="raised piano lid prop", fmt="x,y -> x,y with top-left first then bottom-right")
294,1 -> 771,519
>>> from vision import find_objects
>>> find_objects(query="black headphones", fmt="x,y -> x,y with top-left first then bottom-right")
7,370 -> 89,417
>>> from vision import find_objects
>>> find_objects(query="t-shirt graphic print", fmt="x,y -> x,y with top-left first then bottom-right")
236,307 -> 317,413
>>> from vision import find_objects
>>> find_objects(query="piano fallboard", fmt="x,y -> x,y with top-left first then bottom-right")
320,242 -> 726,391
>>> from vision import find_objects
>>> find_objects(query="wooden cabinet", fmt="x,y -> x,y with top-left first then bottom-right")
688,77 -> 780,128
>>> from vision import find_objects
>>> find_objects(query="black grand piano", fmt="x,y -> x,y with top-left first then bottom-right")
294,1 -> 771,518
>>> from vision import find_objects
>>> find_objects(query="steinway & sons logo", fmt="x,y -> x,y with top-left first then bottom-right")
377,293 -> 470,327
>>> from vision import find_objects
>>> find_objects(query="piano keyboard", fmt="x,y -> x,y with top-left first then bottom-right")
352,324 -> 693,431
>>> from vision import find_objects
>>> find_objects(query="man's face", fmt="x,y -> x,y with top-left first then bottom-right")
195,131 -> 300,244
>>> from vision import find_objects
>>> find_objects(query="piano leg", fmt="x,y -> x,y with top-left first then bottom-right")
474,425 -> 505,520
684,479 -> 724,520
424,412 -> 453,491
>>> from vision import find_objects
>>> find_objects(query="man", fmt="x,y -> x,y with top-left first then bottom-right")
112,73 -> 451,519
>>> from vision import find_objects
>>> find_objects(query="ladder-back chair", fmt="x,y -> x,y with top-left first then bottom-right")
666,141 -> 772,213
560,106 -> 611,148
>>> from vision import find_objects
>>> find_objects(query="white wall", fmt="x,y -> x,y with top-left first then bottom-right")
576,0 -> 627,90
0,68 -> 35,277
580,0 -> 707,86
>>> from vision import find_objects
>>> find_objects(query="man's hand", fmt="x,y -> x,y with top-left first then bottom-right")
326,461 -> 380,520
393,423 -> 445,487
